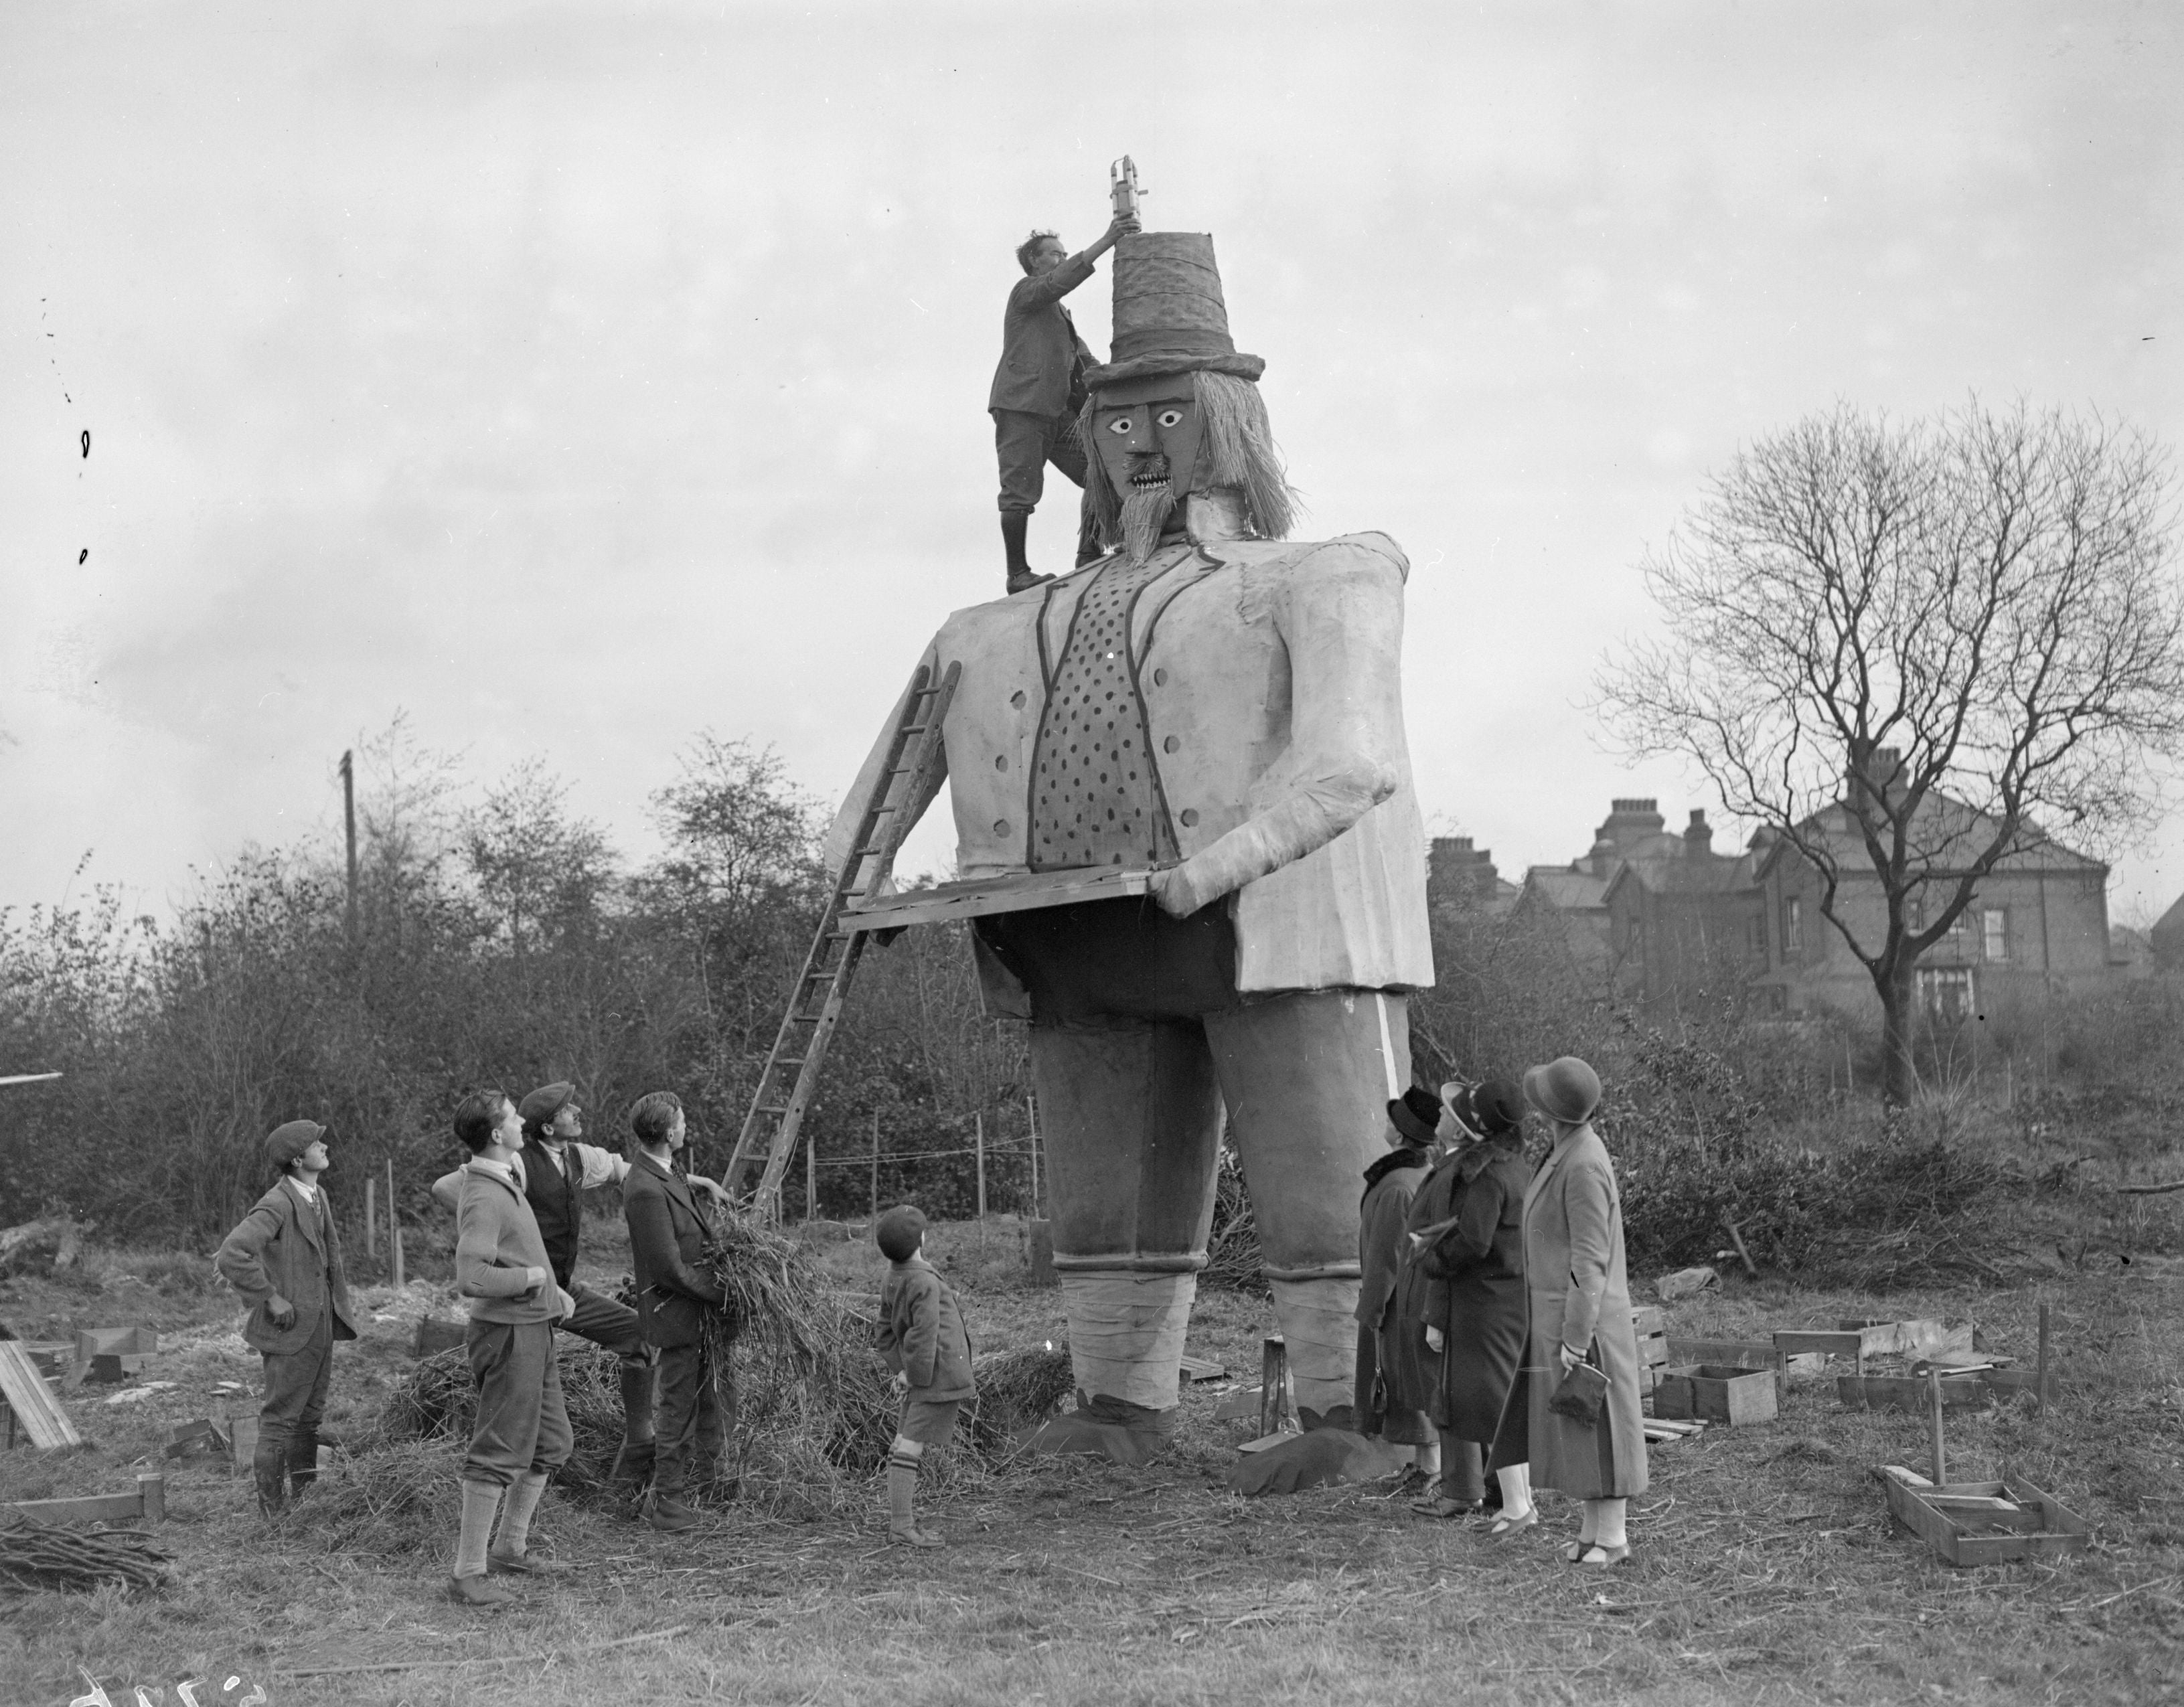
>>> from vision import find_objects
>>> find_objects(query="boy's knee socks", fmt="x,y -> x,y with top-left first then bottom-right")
887,1437 -> 924,1531
455,1478 -> 505,1579
495,1471 -> 549,1558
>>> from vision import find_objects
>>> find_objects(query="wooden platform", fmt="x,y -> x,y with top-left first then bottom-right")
840,866 -> 1158,932
1876,1465 -> 2090,1566
3,1473 -> 165,1526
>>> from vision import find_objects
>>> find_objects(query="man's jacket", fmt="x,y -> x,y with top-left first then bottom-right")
623,1151 -> 726,1350
988,252 -> 1096,416
216,1182 -> 360,1355
824,533 -> 1433,999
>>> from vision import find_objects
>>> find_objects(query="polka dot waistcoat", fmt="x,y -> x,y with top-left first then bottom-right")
1029,556 -> 1180,872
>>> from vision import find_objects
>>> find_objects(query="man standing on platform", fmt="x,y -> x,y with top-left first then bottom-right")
990,208 -> 1137,593
432,1081 -> 727,1501
217,1120 -> 359,1516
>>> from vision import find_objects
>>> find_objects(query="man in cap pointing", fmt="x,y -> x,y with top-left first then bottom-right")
433,1081 -> 728,1500
218,1120 -> 359,1515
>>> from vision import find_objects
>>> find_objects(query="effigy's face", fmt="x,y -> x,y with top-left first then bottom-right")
1092,375 -> 1206,505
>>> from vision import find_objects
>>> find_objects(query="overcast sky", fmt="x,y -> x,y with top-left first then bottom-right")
4,2 -> 2179,930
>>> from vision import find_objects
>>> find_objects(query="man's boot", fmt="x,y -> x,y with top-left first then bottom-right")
1002,512 -> 1052,594
608,1360 -> 657,1503
287,1428 -> 321,1499
252,1429 -> 289,1517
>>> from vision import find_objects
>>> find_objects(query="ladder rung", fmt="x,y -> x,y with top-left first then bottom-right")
755,1105 -> 788,1118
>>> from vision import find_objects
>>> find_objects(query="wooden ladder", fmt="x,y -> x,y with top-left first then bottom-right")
722,660 -> 959,1215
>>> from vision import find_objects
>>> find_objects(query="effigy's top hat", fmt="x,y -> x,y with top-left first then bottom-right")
1083,232 -> 1266,389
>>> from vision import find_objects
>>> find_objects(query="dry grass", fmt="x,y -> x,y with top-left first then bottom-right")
2,1227 -> 2180,1706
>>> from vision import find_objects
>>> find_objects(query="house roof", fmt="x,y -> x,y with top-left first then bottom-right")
2151,892 -> 2184,948
1604,848 -> 1759,902
1519,867 -> 1608,912
1753,791 -> 2108,886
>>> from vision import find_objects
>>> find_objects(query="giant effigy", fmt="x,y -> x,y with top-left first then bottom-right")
825,218 -> 1433,1463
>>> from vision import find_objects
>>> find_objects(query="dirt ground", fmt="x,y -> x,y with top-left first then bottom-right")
2,1213 -> 2180,1707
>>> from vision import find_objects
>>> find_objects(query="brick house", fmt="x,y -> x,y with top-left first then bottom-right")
1601,809 -> 1765,1018
1751,768 -> 2114,1022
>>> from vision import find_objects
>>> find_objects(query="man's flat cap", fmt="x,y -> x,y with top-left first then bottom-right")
264,1120 -> 326,1169
519,1082 -> 578,1125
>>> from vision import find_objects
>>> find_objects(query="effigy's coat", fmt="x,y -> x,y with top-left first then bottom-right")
826,532 -> 1434,1000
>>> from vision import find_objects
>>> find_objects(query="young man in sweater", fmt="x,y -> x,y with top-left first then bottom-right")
872,1204 -> 975,1548
216,1119 -> 359,1516
449,1087 -> 578,1607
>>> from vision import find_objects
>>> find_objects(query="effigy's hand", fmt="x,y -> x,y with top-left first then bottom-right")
1148,864 -> 1204,919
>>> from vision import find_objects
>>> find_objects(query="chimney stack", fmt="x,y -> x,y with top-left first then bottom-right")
1685,809 -> 1713,853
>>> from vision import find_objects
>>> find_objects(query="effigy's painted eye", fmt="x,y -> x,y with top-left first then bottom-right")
1106,417 -> 1134,434
1156,408 -> 1184,428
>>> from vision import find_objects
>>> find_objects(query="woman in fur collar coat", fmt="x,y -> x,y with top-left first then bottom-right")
1351,1086 -> 1444,1486
1399,1080 -> 1534,1521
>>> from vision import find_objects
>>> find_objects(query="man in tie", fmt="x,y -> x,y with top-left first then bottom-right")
216,1120 -> 359,1516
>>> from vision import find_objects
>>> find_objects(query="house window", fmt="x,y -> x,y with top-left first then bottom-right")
1982,908 -> 2009,962
1918,966 -> 1974,1025
1782,896 -> 1803,953
1749,907 -> 1769,963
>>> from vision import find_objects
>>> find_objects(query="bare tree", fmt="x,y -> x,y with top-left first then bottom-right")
1599,400 -> 2184,1106
461,758 -> 615,955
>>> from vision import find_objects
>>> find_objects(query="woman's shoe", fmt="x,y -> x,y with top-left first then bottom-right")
1576,1542 -> 1630,1566
1407,1495 -> 1482,1518
1560,1539 -> 1593,1562
1486,1508 -> 1538,1537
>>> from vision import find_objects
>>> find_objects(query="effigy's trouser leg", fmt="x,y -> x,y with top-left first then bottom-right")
1207,989 -> 1411,1425
1025,1015 -> 1223,1461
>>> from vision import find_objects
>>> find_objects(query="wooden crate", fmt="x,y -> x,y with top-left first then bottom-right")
1654,1363 -> 1779,1425
1877,1465 -> 2091,1566
1778,1319 -> 1972,1374
73,1325 -> 157,1386
1839,1368 -> 2044,1412
1632,1307 -> 1668,1392
1666,1336 -> 1786,1399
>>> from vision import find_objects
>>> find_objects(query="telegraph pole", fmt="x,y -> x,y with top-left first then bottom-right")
339,750 -> 359,943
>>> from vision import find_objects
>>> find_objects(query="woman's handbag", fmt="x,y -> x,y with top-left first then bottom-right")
1547,1348 -> 1610,1426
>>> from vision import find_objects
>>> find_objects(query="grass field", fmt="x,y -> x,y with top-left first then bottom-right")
2,1216 -> 2181,1707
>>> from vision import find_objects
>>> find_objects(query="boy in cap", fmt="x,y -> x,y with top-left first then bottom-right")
872,1205 -> 975,1547
432,1080 -> 729,1501
449,1087 -> 578,1606
217,1121 -> 360,1515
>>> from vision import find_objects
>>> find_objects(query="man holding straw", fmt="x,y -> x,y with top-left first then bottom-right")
623,1090 -> 730,1534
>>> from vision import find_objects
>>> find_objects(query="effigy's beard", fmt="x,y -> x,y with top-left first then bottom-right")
1119,480 -> 1177,566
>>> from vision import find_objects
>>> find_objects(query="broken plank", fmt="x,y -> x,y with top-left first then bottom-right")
0,1340 -> 81,1449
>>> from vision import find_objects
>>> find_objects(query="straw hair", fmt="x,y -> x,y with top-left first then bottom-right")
1077,370 -> 1298,554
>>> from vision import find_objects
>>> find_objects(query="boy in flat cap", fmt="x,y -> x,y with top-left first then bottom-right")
433,1080 -> 728,1501
872,1204 -> 975,1547
217,1120 -> 360,1516
449,1087 -> 578,1606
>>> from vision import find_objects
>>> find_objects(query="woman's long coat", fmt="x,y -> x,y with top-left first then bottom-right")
1353,1147 -> 1433,1442
1492,1123 -> 1648,1498
1399,1137 -> 1530,1441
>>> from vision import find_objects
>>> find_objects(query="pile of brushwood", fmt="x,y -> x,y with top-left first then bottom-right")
343,1212 -> 1071,1546
0,1518 -> 172,1593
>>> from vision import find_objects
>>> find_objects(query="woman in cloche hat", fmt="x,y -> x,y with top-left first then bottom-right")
1402,1079 -> 1535,1525
1489,1056 -> 1648,1564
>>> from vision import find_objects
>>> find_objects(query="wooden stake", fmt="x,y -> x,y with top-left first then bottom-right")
1721,1214 -> 1759,1279
1928,1366 -> 1946,1486
1027,1094 -> 1039,1216
365,1175 -> 376,1264
387,1159 -> 405,1291
976,1114 -> 987,1222
340,748 -> 359,944
869,1109 -> 879,1222
2036,1301 -> 2051,1414
805,1131 -> 816,1224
